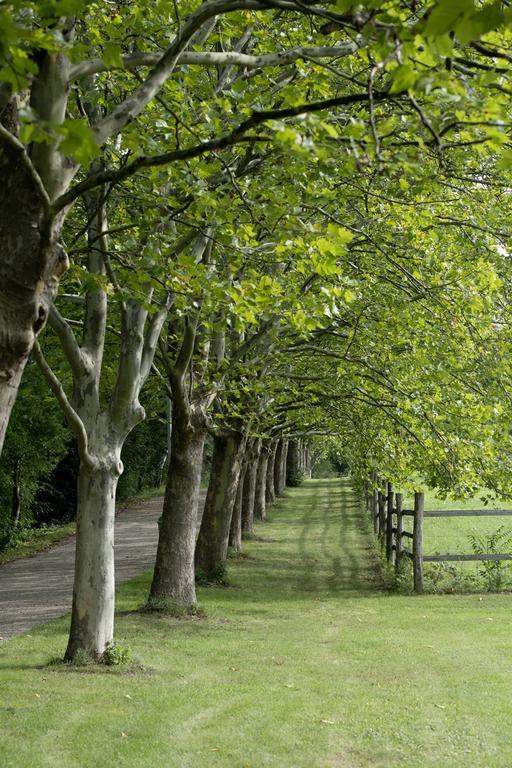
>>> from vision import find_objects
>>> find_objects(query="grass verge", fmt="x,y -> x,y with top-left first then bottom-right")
1,479 -> 512,767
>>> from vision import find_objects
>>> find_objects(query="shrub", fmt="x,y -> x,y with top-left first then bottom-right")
102,643 -> 132,666
468,526 -> 512,591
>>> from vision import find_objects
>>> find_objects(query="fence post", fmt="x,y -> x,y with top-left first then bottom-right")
369,471 -> 376,517
378,488 -> 385,541
372,487 -> 379,536
386,482 -> 394,564
413,491 -> 424,594
395,493 -> 403,572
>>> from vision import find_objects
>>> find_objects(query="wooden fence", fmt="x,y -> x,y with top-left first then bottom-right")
364,477 -> 512,593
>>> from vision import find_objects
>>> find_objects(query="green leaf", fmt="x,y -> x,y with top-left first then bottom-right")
390,64 -> 417,94
58,119 -> 100,165
101,42 -> 124,69
455,4 -> 504,44
424,0 -> 475,37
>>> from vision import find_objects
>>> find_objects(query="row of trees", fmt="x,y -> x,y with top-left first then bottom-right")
2,1 -> 512,660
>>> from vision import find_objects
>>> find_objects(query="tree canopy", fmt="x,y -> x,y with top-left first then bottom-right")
3,0 -> 512,659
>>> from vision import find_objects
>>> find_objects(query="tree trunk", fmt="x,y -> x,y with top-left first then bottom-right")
195,431 -> 244,580
304,445 -> 312,478
286,439 -> 300,485
298,439 -> 304,473
0,130 -> 68,457
0,363 -> 24,457
158,396 -> 173,485
150,413 -> 206,607
229,463 -> 246,553
254,447 -> 268,521
10,459 -> 21,528
278,439 -> 289,494
65,460 -> 120,661
273,439 -> 284,497
265,440 -> 277,505
242,449 -> 258,537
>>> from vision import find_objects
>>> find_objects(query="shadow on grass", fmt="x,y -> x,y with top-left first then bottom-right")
226,478 -> 385,603
0,478 -> 386,663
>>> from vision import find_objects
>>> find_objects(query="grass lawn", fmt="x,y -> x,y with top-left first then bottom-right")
1,478 -> 512,767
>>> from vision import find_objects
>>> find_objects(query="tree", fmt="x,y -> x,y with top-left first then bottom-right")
4,0 -> 512,660
35,180 -> 171,660
0,0 -> 377,452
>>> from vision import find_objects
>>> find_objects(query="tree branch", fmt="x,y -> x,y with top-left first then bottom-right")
54,89 -> 392,209
32,340 -> 96,468
47,305 -> 86,379
141,297 -> 174,384
70,44 -> 358,80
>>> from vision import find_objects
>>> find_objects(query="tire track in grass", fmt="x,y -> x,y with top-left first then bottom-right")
296,478 -> 381,597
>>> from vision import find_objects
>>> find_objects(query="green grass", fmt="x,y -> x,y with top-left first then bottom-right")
397,487 -> 512,589
0,485 -> 165,566
1,479 -> 512,767
0,523 -> 76,565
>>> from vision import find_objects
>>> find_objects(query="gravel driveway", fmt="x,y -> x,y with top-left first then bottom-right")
0,496 -> 164,643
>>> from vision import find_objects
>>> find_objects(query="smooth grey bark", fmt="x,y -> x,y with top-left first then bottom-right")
195,430 -> 245,579
273,439 -> 285,497
0,363 -> 25,458
62,336 -> 158,661
265,440 -> 278,505
304,444 -> 312,478
278,439 -> 289,494
66,460 -> 120,660
297,438 -> 304,473
149,234 -> 214,606
150,410 -> 206,606
158,396 -> 173,485
229,461 -> 247,553
254,446 -> 268,521
242,440 -> 259,537
35,189 -> 168,660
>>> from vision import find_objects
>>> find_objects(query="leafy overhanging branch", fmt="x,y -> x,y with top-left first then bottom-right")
54,89 -> 398,210
89,0 -> 369,145
69,45 -> 360,80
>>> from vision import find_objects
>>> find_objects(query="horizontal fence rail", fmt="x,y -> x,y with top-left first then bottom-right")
423,553 -> 512,562
424,509 -> 512,518
364,473 -> 512,593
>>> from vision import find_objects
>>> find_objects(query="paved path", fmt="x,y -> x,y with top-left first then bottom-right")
0,496 -> 165,643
